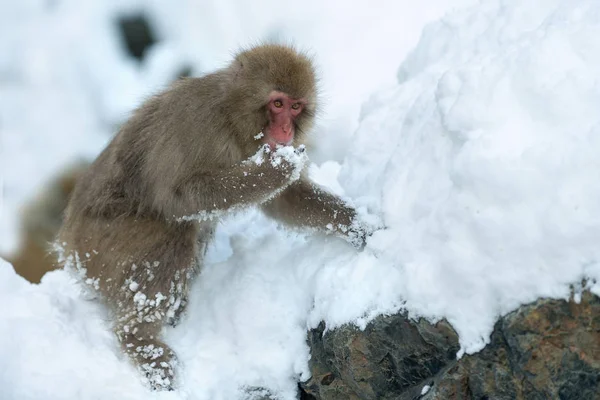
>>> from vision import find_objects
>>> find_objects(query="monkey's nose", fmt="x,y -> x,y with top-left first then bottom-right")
282,123 -> 292,134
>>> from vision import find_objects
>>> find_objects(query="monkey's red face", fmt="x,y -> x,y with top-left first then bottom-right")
265,91 -> 305,149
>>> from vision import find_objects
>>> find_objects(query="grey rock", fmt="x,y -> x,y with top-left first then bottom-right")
302,293 -> 600,400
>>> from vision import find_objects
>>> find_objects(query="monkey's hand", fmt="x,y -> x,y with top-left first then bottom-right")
249,144 -> 308,184
269,144 -> 308,182
345,206 -> 385,251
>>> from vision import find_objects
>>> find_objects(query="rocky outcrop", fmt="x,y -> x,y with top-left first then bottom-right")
301,292 -> 600,400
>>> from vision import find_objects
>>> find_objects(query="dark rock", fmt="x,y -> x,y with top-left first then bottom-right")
117,14 -> 157,62
303,293 -> 600,400
299,383 -> 318,400
302,315 -> 460,399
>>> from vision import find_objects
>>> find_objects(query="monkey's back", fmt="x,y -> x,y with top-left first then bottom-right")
57,78 -> 228,297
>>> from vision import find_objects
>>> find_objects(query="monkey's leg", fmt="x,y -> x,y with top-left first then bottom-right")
113,253 -> 198,391
75,217 -> 201,390
116,246 -> 199,391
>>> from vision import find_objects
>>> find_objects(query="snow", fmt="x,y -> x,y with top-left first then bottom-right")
421,385 -> 431,395
339,0 -> 600,354
2,0 -> 600,399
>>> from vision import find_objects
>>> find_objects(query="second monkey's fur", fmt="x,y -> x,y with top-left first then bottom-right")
58,44 -> 366,390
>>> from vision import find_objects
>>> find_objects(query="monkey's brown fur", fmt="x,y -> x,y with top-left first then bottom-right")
58,44 -> 364,390
5,162 -> 87,283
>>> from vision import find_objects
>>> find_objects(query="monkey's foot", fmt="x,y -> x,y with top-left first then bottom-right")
124,338 -> 178,391
139,357 -> 177,391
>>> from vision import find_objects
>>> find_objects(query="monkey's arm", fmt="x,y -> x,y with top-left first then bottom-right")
157,152 -> 303,220
262,178 -> 367,248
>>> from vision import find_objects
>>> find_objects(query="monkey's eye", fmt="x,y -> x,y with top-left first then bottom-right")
273,100 -> 283,108
291,103 -> 301,110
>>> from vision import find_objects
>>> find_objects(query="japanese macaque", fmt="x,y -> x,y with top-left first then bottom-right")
5,162 -> 87,283
57,44 -> 369,390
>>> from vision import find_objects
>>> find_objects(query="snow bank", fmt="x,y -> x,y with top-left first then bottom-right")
2,0 -> 600,399
0,258 -> 156,400
339,0 -> 600,354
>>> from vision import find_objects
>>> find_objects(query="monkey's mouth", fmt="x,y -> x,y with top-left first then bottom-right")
266,138 -> 294,149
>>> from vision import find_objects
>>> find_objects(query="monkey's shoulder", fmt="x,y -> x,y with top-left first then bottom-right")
162,73 -> 228,105
123,74 -> 227,133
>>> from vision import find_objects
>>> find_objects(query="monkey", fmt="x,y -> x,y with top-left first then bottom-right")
56,44 -> 370,391
4,161 -> 88,283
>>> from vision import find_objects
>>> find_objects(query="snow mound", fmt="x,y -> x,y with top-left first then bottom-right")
341,0 -> 600,354
0,258 -> 160,400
